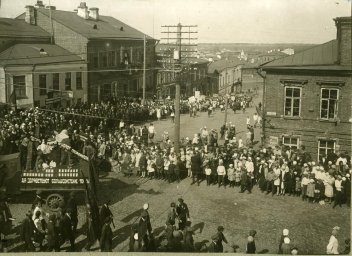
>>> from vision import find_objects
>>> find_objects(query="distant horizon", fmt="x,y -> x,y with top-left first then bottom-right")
0,0 -> 350,44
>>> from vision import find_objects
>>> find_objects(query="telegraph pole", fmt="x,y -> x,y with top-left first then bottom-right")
224,95 -> 228,125
160,24 -> 197,153
142,34 -> 146,105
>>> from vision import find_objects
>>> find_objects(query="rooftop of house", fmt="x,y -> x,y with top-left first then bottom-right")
261,40 -> 340,69
17,8 -> 155,41
0,18 -> 50,38
0,43 -> 84,66
208,59 -> 243,73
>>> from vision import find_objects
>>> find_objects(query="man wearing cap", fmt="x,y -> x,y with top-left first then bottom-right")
176,198 -> 189,231
47,214 -> 59,252
333,176 -> 343,208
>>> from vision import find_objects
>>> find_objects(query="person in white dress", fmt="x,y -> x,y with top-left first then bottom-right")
327,226 -> 340,254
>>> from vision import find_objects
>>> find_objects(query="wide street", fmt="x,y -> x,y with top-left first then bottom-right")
5,92 -> 350,254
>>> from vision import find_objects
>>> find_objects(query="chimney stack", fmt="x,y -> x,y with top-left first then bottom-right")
46,5 -> 56,10
25,5 -> 36,25
77,2 -> 89,19
334,16 -> 352,66
89,7 -> 99,20
35,0 -> 45,8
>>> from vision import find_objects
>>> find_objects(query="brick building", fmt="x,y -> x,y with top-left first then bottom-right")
261,16 -> 352,160
207,59 -> 242,95
16,1 -> 157,102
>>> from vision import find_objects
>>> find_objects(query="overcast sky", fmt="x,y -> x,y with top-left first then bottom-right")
0,0 -> 350,43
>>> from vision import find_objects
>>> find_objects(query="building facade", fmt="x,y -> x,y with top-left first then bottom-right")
0,44 -> 87,108
208,59 -> 242,95
16,1 -> 157,102
261,16 -> 352,160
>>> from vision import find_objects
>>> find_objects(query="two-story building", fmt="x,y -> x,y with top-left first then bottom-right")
261,16 -> 352,160
208,59 -> 242,95
16,1 -> 157,102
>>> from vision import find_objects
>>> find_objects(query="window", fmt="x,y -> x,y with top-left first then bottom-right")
99,51 -> 108,68
320,88 -> 339,119
39,74 -> 46,95
282,136 -> 299,150
76,72 -> 82,90
108,51 -> 116,67
284,86 -> 301,117
13,76 -> 26,98
65,73 -> 71,90
53,73 -> 60,91
91,53 -> 98,68
318,139 -> 335,160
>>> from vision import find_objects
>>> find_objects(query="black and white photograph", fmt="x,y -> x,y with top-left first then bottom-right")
0,0 -> 350,254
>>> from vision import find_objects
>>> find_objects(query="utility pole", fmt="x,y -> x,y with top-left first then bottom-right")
224,95 -> 228,125
160,24 -> 197,153
142,34 -> 146,105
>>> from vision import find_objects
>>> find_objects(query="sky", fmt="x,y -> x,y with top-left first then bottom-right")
0,0 -> 351,44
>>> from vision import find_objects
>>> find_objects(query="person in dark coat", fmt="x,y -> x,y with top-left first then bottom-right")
246,230 -> 257,254
85,204 -> 99,251
208,234 -> 220,252
176,198 -> 190,231
240,170 -> 249,193
99,200 -> 113,226
191,149 -> 202,186
60,208 -> 75,252
216,226 -> 228,252
138,210 -> 151,249
283,170 -> 293,196
46,214 -> 59,252
66,192 -> 78,233
21,210 -> 35,252
100,217 -> 113,252
183,221 -> 194,252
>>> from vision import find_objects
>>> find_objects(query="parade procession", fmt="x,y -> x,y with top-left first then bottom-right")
0,0 -> 351,254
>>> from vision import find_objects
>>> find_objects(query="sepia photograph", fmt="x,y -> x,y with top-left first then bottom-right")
0,0 -> 351,254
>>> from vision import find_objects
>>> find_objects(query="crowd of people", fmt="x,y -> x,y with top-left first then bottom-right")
0,94 -> 350,253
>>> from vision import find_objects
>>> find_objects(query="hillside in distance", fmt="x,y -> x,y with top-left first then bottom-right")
198,43 -> 317,54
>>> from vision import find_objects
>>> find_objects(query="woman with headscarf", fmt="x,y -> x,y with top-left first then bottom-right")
327,226 -> 340,254
324,170 -> 335,204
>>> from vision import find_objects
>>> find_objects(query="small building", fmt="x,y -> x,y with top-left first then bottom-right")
207,59 -> 242,95
258,51 -> 288,65
260,16 -> 352,160
16,1 -> 157,102
0,44 -> 87,108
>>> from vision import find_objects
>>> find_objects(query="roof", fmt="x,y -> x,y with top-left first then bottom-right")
208,59 -> 243,73
18,8 -> 155,40
259,51 -> 288,57
0,43 -> 84,66
0,18 -> 50,38
262,40 -> 339,69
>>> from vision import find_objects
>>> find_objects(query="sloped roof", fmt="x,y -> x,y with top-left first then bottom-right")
0,43 -> 84,66
262,40 -> 338,68
208,59 -> 243,73
0,18 -> 50,38
18,8 -> 155,40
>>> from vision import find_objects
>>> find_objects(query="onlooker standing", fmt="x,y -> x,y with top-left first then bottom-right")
21,210 -> 35,252
100,217 -> 113,252
327,226 -> 340,254
216,226 -> 228,252
176,198 -> 189,231
217,159 -> 226,188
246,230 -> 257,254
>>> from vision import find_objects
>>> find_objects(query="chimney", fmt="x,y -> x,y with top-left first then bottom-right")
46,5 -> 56,10
25,5 -> 36,25
334,16 -> 352,66
77,2 -> 89,19
89,7 -> 99,20
35,0 -> 45,8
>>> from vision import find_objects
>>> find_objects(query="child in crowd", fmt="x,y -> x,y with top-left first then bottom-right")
205,164 -> 212,186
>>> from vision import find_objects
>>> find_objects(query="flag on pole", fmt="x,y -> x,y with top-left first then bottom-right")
80,166 -> 101,240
